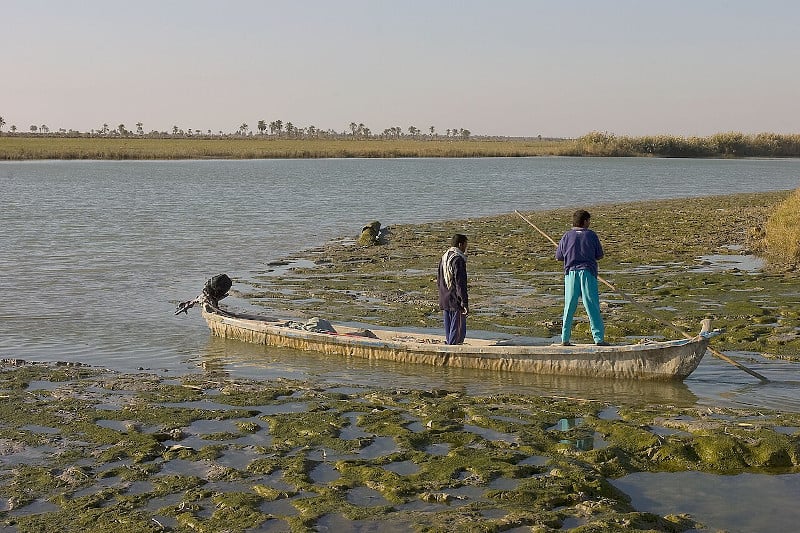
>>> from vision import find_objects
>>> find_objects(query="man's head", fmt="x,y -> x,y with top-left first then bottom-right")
572,210 -> 591,228
452,233 -> 468,251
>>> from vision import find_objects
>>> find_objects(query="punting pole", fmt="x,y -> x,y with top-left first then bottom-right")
514,209 -> 769,382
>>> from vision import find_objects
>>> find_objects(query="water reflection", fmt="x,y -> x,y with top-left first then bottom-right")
612,471 -> 800,533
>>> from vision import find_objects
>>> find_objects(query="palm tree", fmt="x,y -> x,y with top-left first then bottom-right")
238,123 -> 249,135
30,125 -> 38,133
257,120 -> 266,135
117,124 -> 126,135
173,125 -> 179,135
0,116 -> 5,132
136,122 -> 144,135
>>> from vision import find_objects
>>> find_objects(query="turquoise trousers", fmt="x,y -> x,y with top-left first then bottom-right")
562,269 -> 604,343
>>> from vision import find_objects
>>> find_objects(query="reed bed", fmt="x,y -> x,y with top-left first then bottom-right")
0,137 -> 570,160
762,187 -> 800,269
566,131 -> 800,157
3,132 -> 798,160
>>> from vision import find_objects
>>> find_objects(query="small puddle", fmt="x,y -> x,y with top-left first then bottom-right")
358,436 -> 398,459
693,254 -> 764,273
309,463 -> 340,483
315,513 -> 413,533
424,442 -> 451,456
598,407 -> 621,420
383,460 -> 419,475
405,421 -> 425,433
216,448 -> 262,470
260,498 -> 299,517
463,424 -> 519,444
7,498 -> 60,516
518,455 -> 549,466
339,412 -> 370,440
611,471 -> 800,532
488,476 -> 520,490
258,402 -> 310,415
346,486 -> 390,506
95,419 -> 135,432
25,380 -> 65,391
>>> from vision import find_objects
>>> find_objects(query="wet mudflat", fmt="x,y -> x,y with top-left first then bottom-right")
2,191 -> 800,532
1,362 -> 799,532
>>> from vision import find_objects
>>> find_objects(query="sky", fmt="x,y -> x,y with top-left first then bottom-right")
3,0 -> 799,138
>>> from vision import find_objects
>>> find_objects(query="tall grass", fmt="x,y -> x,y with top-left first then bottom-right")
0,137 -> 570,160
565,131 -> 800,157
762,188 -> 800,270
2,132 -> 799,160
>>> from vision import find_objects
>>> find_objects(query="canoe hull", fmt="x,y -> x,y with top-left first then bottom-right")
201,305 -> 709,381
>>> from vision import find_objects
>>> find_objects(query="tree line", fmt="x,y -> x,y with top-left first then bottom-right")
0,115 -> 472,140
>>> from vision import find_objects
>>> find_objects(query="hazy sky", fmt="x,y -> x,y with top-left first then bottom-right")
4,0 -> 799,138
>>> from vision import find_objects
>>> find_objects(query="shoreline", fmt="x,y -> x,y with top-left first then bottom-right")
2,191 -> 799,531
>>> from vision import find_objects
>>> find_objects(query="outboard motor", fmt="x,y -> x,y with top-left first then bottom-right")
203,274 -> 232,307
175,273 -> 232,315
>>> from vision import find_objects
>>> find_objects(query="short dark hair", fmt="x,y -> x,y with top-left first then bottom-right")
572,210 -> 591,227
451,234 -> 468,247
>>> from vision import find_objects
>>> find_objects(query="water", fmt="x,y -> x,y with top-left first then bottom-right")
2,156 -> 799,528
1,157 -> 799,405
612,471 -> 800,532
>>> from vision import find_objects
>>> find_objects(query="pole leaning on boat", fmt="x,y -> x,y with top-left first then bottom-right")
513,210 -> 769,383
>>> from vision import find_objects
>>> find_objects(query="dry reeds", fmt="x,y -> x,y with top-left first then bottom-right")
762,188 -> 800,270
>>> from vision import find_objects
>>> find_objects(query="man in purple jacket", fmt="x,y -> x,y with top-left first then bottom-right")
555,210 -> 608,346
437,234 -> 469,344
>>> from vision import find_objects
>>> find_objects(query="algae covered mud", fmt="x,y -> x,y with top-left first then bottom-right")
1,362 -> 799,532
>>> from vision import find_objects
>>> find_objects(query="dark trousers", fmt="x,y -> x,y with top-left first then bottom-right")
442,310 -> 466,345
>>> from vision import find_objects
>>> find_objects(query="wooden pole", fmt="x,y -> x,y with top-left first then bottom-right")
513,210 -> 769,382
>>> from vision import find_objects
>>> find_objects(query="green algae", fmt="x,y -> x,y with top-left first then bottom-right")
2,363 -> 796,531
251,191 -> 800,356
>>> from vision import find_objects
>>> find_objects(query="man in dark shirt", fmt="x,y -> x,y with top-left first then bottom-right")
437,234 -> 469,344
555,210 -> 607,346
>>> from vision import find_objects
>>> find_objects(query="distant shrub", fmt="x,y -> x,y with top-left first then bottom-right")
568,132 -> 800,158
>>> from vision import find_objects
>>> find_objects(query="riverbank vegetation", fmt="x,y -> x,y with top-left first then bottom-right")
1,132 -> 799,160
760,188 -> 800,270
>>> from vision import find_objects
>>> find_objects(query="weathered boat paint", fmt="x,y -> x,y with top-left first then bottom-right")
200,304 -> 711,381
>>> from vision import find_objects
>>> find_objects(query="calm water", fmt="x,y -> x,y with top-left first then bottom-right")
1,157 -> 799,410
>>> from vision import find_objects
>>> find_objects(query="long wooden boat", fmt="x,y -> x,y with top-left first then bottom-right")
194,301 -> 713,381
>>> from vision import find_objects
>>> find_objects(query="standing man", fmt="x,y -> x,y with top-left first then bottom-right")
437,234 -> 469,344
556,210 -> 608,346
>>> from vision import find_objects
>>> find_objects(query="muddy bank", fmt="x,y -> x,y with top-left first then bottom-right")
1,361 -> 799,532
247,191 -> 800,360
